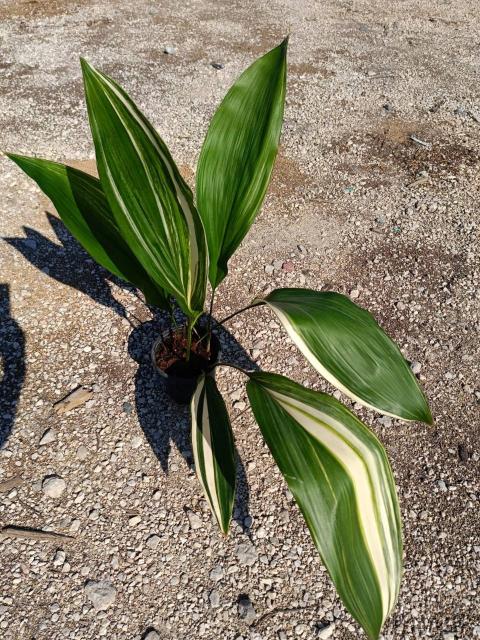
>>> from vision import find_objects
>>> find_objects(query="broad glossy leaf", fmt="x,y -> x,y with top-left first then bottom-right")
6,154 -> 168,308
247,372 -> 402,640
81,59 -> 207,319
255,288 -> 432,423
191,374 -> 236,533
196,39 -> 287,288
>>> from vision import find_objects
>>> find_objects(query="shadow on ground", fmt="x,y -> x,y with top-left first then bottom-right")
128,314 -> 258,531
4,212 -> 131,320
4,214 -> 256,529
0,283 -> 25,449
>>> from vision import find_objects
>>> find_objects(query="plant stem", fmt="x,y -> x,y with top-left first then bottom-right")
206,290 -> 216,351
170,306 -> 178,330
218,302 -> 259,326
185,318 -> 194,362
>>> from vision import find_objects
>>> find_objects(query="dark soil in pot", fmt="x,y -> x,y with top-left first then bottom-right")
151,325 -> 220,404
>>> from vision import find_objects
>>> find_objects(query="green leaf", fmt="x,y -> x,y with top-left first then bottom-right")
191,374 -> 236,534
255,288 -> 432,423
247,372 -> 402,640
6,153 -> 169,308
196,39 -> 287,288
81,58 -> 207,319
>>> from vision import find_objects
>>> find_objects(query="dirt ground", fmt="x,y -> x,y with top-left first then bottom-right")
0,1 -> 479,639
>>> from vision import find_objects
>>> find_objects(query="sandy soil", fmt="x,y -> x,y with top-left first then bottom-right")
0,1 -> 479,639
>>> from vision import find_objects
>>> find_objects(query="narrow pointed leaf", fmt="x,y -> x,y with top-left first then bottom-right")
196,39 -> 287,288
191,374 -> 236,533
255,288 -> 432,423
81,59 -> 207,318
247,372 -> 402,640
6,153 -> 168,308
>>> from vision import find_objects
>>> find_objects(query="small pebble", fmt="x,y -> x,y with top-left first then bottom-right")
410,361 -> 422,375
122,402 -> 133,414
146,534 -> 161,549
209,589 -> 220,608
187,510 -> 202,530
76,445 -> 88,461
42,475 -> 66,499
70,519 -> 81,533
53,550 -> 66,567
129,515 -> 141,527
131,435 -> 143,449
437,480 -> 447,492
238,595 -> 256,624
236,542 -> 258,566
84,580 -> 116,611
230,388 -> 243,402
378,416 -> 392,428
164,46 -> 176,55
39,429 -> 56,446
209,565 -> 224,582
317,623 -> 335,639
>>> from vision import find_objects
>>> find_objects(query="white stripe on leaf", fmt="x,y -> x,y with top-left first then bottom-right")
270,305 -> 408,420
82,60 -> 206,313
191,375 -> 235,534
98,69 -> 205,303
268,389 -> 400,618
246,372 -> 403,639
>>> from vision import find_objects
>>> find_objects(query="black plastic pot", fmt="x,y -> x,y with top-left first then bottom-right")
151,326 -> 221,404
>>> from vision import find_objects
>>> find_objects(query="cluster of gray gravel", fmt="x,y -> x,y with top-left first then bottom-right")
0,0 -> 478,639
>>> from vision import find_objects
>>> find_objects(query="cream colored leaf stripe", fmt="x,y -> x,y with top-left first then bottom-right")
266,386 -> 401,622
84,62 -> 205,306
261,300 -> 412,421
191,377 -> 223,528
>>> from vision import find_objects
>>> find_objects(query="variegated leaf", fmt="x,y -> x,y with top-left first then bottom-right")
255,288 -> 432,423
6,154 -> 168,308
81,59 -> 207,319
247,372 -> 402,640
191,374 -> 236,534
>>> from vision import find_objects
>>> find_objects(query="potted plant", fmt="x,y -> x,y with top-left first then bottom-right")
6,39 -> 432,640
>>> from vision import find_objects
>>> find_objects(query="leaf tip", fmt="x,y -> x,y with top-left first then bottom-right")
423,407 -> 434,426
3,151 -> 22,165
79,57 -> 97,80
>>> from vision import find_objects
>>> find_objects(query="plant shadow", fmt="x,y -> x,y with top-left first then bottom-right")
128,312 -> 259,532
4,212 -> 131,320
4,213 -> 256,531
0,284 -> 26,449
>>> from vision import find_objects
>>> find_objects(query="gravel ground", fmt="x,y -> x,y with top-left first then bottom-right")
0,1 -> 479,639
